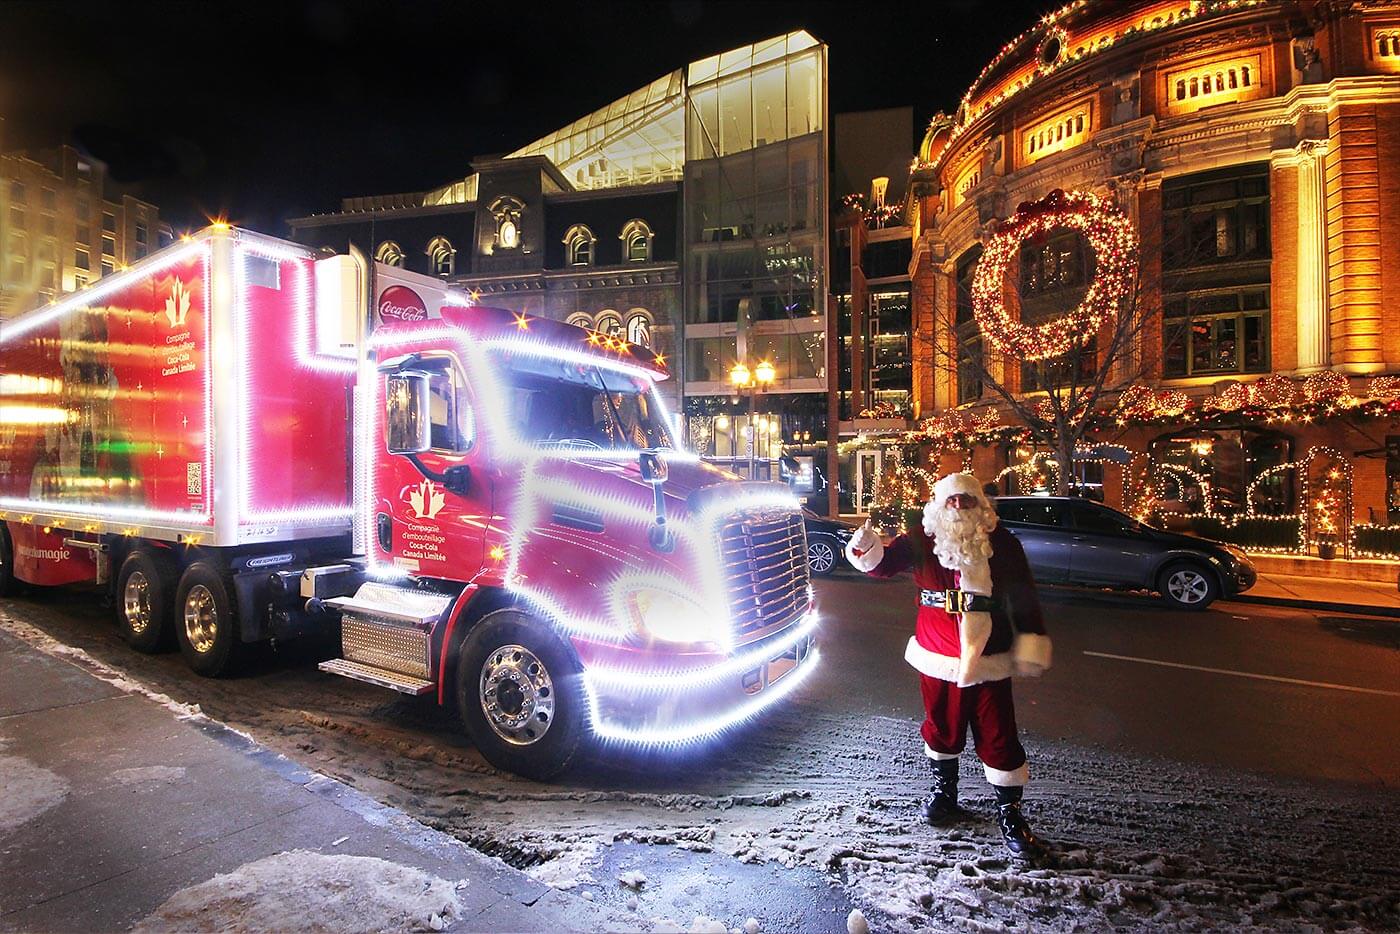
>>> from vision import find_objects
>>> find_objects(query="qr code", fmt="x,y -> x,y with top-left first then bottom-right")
187,462 -> 202,496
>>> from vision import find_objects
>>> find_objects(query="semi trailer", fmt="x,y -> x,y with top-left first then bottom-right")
0,225 -> 820,779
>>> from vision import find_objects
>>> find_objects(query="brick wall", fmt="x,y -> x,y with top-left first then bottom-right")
1270,161 -> 1300,373
1325,103 -> 1385,372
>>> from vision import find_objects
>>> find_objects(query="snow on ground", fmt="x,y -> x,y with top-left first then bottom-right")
7,602 -> 1399,932
0,752 -> 69,832
521,837 -> 601,890
133,850 -> 462,934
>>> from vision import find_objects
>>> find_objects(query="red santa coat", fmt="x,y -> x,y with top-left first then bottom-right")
860,523 -> 1052,685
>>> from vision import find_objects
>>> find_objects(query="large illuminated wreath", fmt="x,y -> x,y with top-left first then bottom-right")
971,189 -> 1138,361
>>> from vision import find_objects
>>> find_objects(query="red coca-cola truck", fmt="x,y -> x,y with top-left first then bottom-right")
0,226 -> 819,778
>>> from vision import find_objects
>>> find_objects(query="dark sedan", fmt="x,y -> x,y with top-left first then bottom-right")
803,509 -> 858,577
994,496 -> 1257,610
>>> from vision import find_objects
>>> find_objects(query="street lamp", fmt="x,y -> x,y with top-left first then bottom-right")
730,358 -> 776,479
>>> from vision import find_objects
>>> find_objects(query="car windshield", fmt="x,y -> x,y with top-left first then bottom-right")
493,352 -> 674,451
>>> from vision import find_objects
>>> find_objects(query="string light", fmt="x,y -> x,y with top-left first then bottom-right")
971,189 -> 1138,361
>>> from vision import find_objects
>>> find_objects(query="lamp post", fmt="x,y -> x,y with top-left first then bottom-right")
730,359 -> 776,479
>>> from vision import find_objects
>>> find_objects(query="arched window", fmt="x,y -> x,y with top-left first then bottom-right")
565,312 -> 593,329
375,241 -> 405,267
563,224 -> 595,266
619,219 -> 654,263
595,311 -> 622,338
427,237 -> 455,276
626,311 -> 652,347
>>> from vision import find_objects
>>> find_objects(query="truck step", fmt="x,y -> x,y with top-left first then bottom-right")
318,658 -> 434,695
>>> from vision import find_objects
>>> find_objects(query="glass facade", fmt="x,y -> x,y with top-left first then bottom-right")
683,32 -> 827,396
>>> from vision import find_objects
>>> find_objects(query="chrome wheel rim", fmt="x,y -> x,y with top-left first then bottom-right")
123,570 -> 152,635
1167,569 -> 1209,604
183,584 -> 218,654
808,541 -> 836,574
479,644 -> 555,746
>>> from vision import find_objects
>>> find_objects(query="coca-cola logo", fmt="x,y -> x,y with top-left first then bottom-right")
378,285 -> 428,322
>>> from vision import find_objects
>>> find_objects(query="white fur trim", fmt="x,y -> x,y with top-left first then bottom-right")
933,472 -> 982,502
924,744 -> 961,761
845,536 -> 884,572
1013,633 -> 1053,676
905,636 -> 1012,685
983,761 -> 1030,787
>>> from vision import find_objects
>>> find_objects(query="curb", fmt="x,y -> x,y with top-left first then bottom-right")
1230,593 -> 1400,620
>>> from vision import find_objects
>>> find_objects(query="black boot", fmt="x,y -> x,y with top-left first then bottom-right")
993,784 -> 1045,857
922,757 -> 961,826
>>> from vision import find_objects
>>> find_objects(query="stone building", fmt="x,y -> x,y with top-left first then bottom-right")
0,132 -> 170,318
905,0 -> 1400,555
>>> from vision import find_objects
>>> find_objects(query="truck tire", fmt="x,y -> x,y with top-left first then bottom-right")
175,562 -> 244,677
0,525 -> 15,598
455,608 -> 584,781
1158,560 -> 1219,611
115,549 -> 178,653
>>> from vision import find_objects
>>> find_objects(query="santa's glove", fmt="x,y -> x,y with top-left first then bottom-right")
1013,633 -> 1053,677
845,521 -> 883,572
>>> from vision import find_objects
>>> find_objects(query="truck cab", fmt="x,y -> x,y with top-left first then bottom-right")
315,288 -> 820,779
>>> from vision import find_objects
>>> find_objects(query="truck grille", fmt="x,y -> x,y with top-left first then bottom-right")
718,509 -> 811,640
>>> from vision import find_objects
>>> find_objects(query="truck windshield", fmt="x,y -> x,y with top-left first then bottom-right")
493,353 -> 674,451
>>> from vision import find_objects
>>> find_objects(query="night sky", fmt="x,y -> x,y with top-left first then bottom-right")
0,0 -> 1052,234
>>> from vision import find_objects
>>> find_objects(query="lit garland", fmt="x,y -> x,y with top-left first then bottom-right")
971,189 -> 1138,361
1304,370 -> 1352,404
1368,375 -> 1400,398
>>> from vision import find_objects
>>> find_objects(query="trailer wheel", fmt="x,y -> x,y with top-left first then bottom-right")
175,562 -> 243,677
455,608 -> 584,781
115,550 -> 178,653
0,525 -> 15,598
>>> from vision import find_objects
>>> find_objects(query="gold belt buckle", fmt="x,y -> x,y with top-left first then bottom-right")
944,589 -> 964,613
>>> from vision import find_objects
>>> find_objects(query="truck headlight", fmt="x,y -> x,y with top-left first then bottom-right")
621,586 -> 727,649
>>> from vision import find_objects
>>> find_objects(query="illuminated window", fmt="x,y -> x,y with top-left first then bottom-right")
1164,53 -> 1263,114
427,236 -> 456,276
566,313 -> 593,328
1022,101 -> 1092,165
489,196 -> 525,251
375,241 -> 405,267
620,219 -> 653,262
563,224 -> 595,266
626,311 -> 652,347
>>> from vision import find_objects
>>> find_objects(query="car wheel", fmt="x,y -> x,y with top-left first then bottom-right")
1158,561 -> 1218,611
116,549 -> 179,653
175,562 -> 245,676
455,608 -> 584,782
807,538 -> 838,576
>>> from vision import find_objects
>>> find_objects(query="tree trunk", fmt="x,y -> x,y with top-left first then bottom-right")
1056,433 -> 1074,496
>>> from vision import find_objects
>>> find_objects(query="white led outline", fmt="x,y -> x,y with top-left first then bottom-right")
584,647 -> 821,746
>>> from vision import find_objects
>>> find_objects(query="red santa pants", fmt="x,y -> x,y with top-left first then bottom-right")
919,675 -> 1029,786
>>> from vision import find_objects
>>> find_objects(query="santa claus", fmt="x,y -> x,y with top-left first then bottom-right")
845,472 -> 1052,857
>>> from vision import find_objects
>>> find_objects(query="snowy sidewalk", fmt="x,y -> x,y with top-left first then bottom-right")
0,627 -> 636,933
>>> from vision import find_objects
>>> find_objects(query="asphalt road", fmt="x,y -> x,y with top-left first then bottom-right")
3,570 -> 1399,929
815,568 -> 1400,786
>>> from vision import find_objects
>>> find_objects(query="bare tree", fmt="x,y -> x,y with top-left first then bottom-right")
917,226 -> 1155,496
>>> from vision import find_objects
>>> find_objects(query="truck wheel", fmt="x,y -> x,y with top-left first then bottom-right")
455,609 -> 584,781
0,526 -> 15,598
115,550 -> 178,653
1158,561 -> 1218,611
175,562 -> 243,676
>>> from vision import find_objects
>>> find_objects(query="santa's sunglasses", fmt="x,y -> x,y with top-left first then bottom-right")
944,493 -> 979,511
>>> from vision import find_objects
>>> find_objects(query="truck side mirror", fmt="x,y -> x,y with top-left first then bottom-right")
385,374 -> 432,455
639,451 -> 668,483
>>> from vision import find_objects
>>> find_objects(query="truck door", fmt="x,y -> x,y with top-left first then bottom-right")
379,356 -> 488,582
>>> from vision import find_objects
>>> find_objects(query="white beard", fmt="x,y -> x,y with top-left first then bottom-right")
923,501 -> 997,576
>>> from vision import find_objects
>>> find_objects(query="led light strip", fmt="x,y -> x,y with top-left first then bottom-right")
0,240 -> 215,529
234,241 -> 355,526
585,647 -> 821,746
584,610 -> 819,691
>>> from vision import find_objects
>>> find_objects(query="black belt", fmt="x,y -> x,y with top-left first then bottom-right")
919,589 -> 999,613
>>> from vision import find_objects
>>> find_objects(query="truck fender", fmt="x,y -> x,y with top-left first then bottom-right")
436,585 -> 519,705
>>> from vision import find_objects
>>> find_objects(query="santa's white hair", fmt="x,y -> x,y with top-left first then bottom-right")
922,472 -> 999,574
